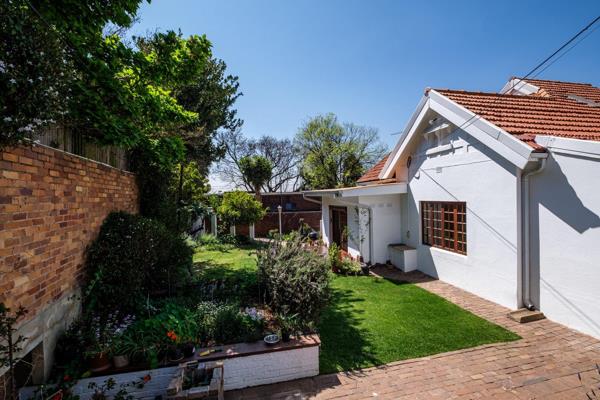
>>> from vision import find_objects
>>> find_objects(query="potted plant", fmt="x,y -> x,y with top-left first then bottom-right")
166,330 -> 184,362
86,345 -> 112,372
277,314 -> 299,342
180,342 -> 196,358
110,337 -> 130,369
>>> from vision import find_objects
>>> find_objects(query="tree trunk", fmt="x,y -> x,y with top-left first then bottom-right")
176,162 -> 184,232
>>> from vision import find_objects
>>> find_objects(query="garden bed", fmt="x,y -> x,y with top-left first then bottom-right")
21,335 -> 320,399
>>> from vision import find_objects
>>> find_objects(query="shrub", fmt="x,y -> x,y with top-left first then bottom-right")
338,258 -> 362,275
84,212 -> 194,316
196,302 -> 264,344
327,242 -> 342,271
218,191 -> 266,226
257,236 -> 331,325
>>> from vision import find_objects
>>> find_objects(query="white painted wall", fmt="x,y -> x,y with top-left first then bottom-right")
20,344 -> 319,398
320,194 -> 403,264
404,127 -> 520,309
530,140 -> 600,339
357,194 -> 403,264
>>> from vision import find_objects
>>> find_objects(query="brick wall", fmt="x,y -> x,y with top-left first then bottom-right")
0,143 -> 138,379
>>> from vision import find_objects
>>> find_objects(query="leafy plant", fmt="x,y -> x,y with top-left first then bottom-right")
239,155 -> 272,195
257,235 -> 331,325
327,242 -> 342,272
195,302 -> 263,345
338,258 -> 362,276
218,191 -> 267,227
0,303 -> 28,400
84,212 -> 193,316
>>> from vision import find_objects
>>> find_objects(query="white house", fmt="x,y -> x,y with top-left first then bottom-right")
305,78 -> 600,339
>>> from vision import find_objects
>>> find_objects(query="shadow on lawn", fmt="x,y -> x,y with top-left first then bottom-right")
317,284 -> 384,375
186,257 -> 259,303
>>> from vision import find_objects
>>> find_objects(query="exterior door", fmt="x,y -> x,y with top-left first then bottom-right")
330,206 -> 348,251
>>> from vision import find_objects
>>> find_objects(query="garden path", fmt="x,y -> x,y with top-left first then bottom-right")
226,266 -> 600,399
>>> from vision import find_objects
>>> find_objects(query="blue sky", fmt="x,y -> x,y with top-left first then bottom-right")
131,0 -> 600,149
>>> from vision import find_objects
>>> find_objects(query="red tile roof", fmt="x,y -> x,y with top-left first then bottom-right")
357,154 -> 390,183
436,80 -> 600,148
360,78 -> 600,185
518,77 -> 600,103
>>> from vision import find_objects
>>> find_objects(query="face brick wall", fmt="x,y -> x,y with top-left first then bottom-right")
0,143 -> 138,322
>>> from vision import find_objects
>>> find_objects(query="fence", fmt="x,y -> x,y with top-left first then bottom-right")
36,125 -> 129,170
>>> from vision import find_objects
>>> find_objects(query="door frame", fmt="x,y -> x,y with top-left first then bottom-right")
329,205 -> 348,251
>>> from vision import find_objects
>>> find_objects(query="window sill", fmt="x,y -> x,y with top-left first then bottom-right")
425,245 -> 467,259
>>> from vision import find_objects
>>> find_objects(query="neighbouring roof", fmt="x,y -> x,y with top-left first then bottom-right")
357,154 -> 390,183
435,79 -> 600,149
519,77 -> 600,102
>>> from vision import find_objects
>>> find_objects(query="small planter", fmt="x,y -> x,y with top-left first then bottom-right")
168,347 -> 185,363
280,330 -> 291,342
88,352 -> 111,372
113,354 -> 130,368
181,343 -> 196,358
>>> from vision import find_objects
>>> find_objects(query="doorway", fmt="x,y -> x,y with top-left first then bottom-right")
330,206 -> 348,251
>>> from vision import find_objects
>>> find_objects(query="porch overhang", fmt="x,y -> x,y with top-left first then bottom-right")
303,182 -> 407,198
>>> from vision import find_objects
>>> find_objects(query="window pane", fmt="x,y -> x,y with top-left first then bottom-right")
421,201 -> 466,255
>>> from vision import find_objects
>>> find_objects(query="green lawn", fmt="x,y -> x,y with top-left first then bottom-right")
318,275 -> 520,373
192,243 -> 261,299
192,244 -> 520,374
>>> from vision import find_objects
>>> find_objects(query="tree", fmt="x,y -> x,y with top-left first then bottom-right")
295,114 -> 387,189
175,57 -> 243,175
239,155 -> 272,196
216,131 -> 302,192
1,2 -> 212,149
127,51 -> 242,232
218,191 -> 267,227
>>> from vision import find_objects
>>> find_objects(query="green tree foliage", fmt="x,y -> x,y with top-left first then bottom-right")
175,57 -> 243,175
218,191 -> 267,226
295,113 -> 387,189
1,1 -> 212,149
239,155 -> 272,195
216,130 -> 301,192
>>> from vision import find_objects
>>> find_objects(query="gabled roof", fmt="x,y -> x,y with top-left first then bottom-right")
357,154 -> 390,183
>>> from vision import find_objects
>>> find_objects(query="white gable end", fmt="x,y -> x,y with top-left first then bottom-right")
380,89 -> 542,180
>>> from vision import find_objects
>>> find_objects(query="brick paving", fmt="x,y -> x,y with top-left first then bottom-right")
226,265 -> 600,399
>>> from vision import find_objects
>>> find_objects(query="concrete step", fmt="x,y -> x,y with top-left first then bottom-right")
508,308 -> 546,323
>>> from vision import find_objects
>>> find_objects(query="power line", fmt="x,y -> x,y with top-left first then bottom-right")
392,16 -> 600,137
450,14 -> 600,136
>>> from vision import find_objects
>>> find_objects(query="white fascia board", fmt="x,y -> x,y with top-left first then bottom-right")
302,189 -> 339,197
536,135 -> 600,160
339,183 -> 407,197
500,79 -> 539,96
428,90 -> 534,169
380,95 -> 430,179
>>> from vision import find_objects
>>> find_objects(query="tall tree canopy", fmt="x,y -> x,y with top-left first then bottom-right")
295,114 -> 387,189
1,0 -> 211,150
239,155 -> 272,196
216,130 -> 301,192
1,1 -> 243,233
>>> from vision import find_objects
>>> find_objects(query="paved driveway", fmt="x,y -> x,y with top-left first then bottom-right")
227,266 -> 600,399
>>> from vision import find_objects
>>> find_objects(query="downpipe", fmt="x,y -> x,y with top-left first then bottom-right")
521,157 -> 547,311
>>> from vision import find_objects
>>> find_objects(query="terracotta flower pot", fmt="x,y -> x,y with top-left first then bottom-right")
88,352 -> 111,372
